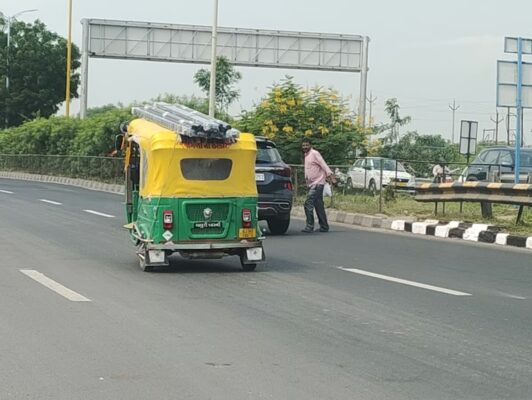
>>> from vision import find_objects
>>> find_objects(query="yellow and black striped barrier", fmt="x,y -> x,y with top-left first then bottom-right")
415,181 -> 532,221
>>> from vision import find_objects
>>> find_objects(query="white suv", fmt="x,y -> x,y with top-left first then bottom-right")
347,157 -> 414,192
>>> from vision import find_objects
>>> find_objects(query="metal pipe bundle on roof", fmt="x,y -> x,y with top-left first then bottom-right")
131,102 -> 240,144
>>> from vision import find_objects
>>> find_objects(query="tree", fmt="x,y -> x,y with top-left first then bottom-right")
383,98 -> 411,144
236,76 -> 368,164
0,18 -> 81,128
378,131 -> 462,176
193,56 -> 242,112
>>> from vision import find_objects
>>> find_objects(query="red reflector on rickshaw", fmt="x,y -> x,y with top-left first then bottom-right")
163,210 -> 173,229
242,208 -> 252,228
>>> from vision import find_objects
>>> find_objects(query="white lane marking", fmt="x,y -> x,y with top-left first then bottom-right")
83,209 -> 115,218
40,199 -> 62,205
20,270 -> 91,302
338,267 -> 472,296
0,189 -> 14,194
496,291 -> 528,300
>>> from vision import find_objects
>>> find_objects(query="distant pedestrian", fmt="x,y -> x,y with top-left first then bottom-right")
301,138 -> 336,233
432,158 -> 451,183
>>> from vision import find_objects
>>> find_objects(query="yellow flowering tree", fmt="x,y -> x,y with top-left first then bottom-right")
237,76 -> 368,164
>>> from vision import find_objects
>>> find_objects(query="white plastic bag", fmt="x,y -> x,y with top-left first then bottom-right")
323,182 -> 332,197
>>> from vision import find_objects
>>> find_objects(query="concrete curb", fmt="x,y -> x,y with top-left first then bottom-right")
292,205 -> 416,231
0,171 -> 124,195
294,205 -> 532,251
2,172 -> 531,251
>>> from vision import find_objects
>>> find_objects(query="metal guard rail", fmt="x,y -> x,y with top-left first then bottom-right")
416,182 -> 532,223
415,182 -> 532,206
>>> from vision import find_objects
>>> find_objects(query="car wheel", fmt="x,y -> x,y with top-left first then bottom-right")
267,218 -> 290,235
466,175 -> 478,182
368,180 -> 377,195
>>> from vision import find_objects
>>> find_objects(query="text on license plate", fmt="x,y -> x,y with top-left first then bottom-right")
239,228 -> 256,238
194,221 -> 223,229
255,173 -> 265,182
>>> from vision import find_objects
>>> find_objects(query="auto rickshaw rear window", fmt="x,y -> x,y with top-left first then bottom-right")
180,158 -> 233,180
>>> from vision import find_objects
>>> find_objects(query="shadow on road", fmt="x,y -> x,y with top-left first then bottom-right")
137,253 -> 308,274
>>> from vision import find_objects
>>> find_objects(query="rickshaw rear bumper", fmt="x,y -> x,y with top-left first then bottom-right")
145,240 -> 265,263
147,239 -> 263,251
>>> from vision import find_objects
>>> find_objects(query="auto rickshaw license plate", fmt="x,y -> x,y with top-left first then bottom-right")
239,228 -> 256,238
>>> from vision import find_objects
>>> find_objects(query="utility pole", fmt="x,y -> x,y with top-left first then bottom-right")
490,110 -> 504,143
449,99 -> 460,144
65,0 -> 73,117
366,92 -> 377,128
208,0 -> 219,117
482,129 -> 489,142
4,16 -> 11,129
483,129 -> 495,142
358,36 -> 370,127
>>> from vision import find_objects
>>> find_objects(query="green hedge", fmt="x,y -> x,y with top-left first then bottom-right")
0,108 -> 132,156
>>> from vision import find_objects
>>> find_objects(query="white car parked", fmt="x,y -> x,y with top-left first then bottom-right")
347,157 -> 415,192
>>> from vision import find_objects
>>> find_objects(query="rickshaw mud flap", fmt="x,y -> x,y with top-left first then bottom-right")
136,242 -> 170,267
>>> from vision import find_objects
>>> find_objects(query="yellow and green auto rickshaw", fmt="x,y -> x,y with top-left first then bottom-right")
119,103 -> 264,272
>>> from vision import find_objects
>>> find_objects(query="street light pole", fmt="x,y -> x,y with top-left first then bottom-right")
65,0 -> 73,117
5,17 -> 12,129
3,9 -> 38,128
208,0 -> 219,117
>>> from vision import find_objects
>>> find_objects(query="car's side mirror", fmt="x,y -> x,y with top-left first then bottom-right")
119,121 -> 129,134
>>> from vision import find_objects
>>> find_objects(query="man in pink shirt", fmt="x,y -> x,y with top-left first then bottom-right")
301,138 -> 336,233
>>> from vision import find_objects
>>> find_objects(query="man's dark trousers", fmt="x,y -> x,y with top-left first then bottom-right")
304,184 -> 329,231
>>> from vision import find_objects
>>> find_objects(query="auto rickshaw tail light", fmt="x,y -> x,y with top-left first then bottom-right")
163,210 -> 174,229
285,182 -> 293,190
242,208 -> 252,228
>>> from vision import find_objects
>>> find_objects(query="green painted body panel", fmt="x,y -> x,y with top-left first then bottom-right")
132,195 -> 258,243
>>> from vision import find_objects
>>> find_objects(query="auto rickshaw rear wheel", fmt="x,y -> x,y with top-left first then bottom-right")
137,245 -> 154,272
239,255 -> 257,272
138,255 -> 154,272
241,263 -> 257,272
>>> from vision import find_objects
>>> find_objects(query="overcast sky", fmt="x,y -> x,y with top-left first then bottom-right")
3,0 -> 532,143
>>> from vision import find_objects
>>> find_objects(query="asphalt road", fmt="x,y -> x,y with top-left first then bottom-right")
1,178 -> 531,400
